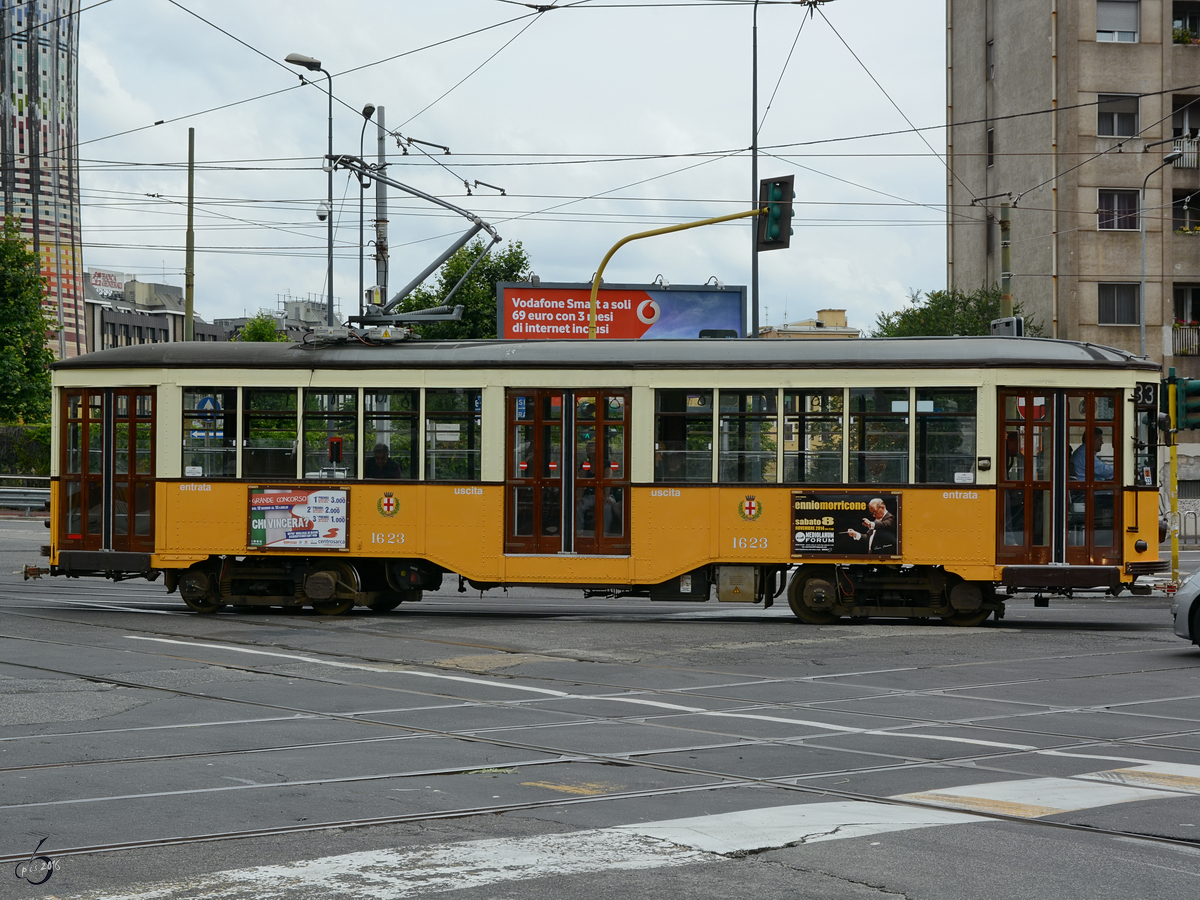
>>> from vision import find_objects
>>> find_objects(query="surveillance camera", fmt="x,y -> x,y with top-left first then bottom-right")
316,200 -> 330,222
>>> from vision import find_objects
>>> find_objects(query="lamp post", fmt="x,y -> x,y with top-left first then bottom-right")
358,102 -> 376,320
285,52 -> 335,327
1141,148 -> 1185,357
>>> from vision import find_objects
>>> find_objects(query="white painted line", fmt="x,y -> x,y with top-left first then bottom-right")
894,776 -> 1169,818
52,761 -> 1199,900
615,800 -> 984,853
57,830 -> 709,900
1079,762 -> 1200,795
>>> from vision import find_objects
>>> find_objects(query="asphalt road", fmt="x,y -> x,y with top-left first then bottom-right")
1,518 -> 1199,900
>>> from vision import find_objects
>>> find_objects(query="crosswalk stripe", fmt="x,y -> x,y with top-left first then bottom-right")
57,761 -> 1200,899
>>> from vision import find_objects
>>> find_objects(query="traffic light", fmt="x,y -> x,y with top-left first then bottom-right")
1177,376 -> 1200,430
756,175 -> 795,251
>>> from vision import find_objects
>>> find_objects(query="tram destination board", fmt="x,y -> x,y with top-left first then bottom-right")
248,487 -> 348,550
791,491 -> 901,558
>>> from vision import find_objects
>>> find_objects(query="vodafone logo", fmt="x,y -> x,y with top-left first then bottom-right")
636,298 -> 660,325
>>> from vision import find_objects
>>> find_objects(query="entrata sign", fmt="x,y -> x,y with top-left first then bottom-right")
497,282 -> 746,340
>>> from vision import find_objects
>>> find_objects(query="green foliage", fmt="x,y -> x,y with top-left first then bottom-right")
0,424 -> 51,477
871,285 -> 1044,338
236,310 -> 289,342
0,216 -> 53,423
1174,26 -> 1198,44
394,238 -> 531,340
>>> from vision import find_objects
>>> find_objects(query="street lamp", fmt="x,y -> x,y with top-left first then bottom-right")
1140,148 -> 1185,357
285,52 -> 336,327
358,102 -> 376,320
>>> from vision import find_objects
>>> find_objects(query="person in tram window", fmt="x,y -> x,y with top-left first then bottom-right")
1070,427 -> 1114,481
1005,431 -> 1024,480
365,443 -> 401,479
577,442 -> 598,534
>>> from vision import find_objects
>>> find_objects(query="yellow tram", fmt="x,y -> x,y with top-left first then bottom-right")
37,337 -> 1167,625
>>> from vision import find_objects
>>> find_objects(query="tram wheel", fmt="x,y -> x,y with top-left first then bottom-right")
179,570 -> 225,614
366,594 -> 403,612
787,568 -> 841,625
940,609 -> 992,627
308,562 -> 359,616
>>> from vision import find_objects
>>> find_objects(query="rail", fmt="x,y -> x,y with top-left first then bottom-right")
0,487 -> 50,515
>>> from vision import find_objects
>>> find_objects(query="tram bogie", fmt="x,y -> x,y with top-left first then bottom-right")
39,337 -> 1168,624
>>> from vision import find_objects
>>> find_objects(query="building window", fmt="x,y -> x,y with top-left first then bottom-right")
1097,94 -> 1138,136
718,391 -> 777,483
915,389 -> 977,484
425,389 -> 481,482
1175,284 -> 1200,323
1098,283 -> 1140,324
1097,0 -> 1139,41
1175,4 -> 1200,41
986,40 -> 994,80
1098,190 -> 1139,230
654,390 -> 713,482
987,214 -> 996,255
783,390 -> 842,483
1174,190 -> 1200,232
987,128 -> 995,167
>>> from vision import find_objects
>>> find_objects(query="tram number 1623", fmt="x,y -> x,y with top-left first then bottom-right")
370,533 -> 406,545
733,537 -> 768,549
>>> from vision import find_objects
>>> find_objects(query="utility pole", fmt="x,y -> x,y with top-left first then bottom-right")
750,0 -> 760,339
185,127 -> 195,341
375,106 -> 389,300
999,201 -> 1012,318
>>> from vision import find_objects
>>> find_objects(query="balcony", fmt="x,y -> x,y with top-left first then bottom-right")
1174,324 -> 1200,355
1175,137 -> 1200,168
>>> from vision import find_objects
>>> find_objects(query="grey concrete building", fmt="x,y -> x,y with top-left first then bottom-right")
82,269 -> 224,352
948,0 -> 1200,375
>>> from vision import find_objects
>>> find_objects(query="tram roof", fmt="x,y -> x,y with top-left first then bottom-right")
53,337 -> 1161,372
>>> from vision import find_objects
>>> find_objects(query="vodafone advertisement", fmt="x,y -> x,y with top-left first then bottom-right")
497,282 -> 746,340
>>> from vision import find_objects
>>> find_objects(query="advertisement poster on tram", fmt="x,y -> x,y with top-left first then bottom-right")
791,492 -> 901,558
497,282 -> 746,339
248,488 -> 348,549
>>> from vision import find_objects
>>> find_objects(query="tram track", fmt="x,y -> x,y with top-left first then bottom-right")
4,635 -> 1200,827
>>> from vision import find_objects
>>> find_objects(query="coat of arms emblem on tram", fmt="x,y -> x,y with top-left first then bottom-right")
739,495 -> 761,521
377,492 -> 398,517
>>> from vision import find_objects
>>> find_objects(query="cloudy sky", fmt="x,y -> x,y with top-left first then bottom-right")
76,0 -> 946,333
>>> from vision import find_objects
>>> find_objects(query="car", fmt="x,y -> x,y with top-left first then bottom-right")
1171,572 -> 1200,646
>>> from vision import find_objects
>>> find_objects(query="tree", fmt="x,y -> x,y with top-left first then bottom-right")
394,238 -> 531,340
871,285 -> 1044,338
236,310 -> 289,342
0,216 -> 54,423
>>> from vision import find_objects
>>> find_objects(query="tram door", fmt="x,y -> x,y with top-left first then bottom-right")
505,389 -> 630,555
998,389 -> 1120,566
60,388 -> 157,553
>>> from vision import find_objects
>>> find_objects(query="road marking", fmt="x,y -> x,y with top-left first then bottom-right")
53,762 -> 1200,899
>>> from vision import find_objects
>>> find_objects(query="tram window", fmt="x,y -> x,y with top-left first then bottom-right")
849,388 -> 909,484
915,388 -> 976,484
242,389 -> 297,479
718,391 -> 777,483
364,390 -> 417,480
182,388 -> 237,478
304,390 -> 357,480
654,390 -> 713,482
783,390 -> 842,483
426,389 -> 481,482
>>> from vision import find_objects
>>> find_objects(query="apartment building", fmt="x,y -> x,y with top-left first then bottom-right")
948,0 -> 1200,377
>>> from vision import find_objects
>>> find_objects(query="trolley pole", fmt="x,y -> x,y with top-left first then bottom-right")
588,208 -> 765,339
1170,368 -> 1180,583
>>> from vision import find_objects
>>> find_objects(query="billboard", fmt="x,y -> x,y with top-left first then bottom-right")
497,282 -> 746,339
248,487 -> 347,550
791,492 -> 901,558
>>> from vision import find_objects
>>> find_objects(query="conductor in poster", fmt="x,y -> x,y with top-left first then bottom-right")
791,493 -> 901,557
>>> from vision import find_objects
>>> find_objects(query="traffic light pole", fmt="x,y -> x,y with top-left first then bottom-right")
588,208 -> 766,339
